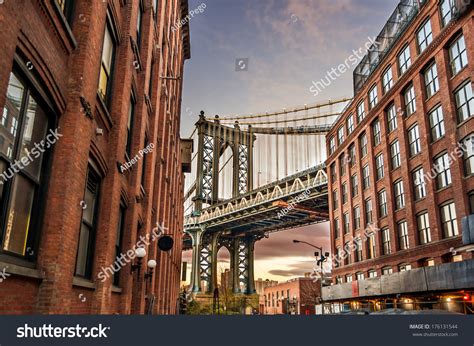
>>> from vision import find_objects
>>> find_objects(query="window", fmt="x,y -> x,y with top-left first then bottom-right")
357,101 -> 366,123
351,174 -> 358,197
153,0 -> 159,20
365,199 -> 373,225
398,44 -> 412,75
417,19 -> 433,53
382,66 -> 393,93
372,119 -> 381,146
355,238 -> 362,262
330,164 -> 337,182
339,155 -> 346,176
413,167 -> 427,200
136,4 -> 143,49
360,133 -> 368,157
348,144 -> 356,167
356,272 -> 364,281
417,212 -> 431,245
114,206 -> 126,286
148,58 -> 155,100
345,274 -> 353,283
336,276 -> 343,284
141,135 -> 148,187
367,233 -> 376,259
368,270 -> 377,278
421,258 -> 435,267
342,183 -> 348,204
329,136 -> 336,155
440,0 -> 456,27
75,167 -> 101,278
346,114 -> 354,134
424,63 -> 439,99
398,263 -> 412,272
382,266 -> 393,275
56,0 -> 74,23
98,18 -> 116,104
469,191 -> 474,214
408,124 -> 421,156
378,190 -> 388,217
343,213 -> 350,234
369,85 -> 378,109
362,165 -> 370,190
353,206 -> 360,230
394,180 -> 405,210
429,106 -> 445,142
386,104 -> 397,132
334,218 -> 340,239
398,221 -> 409,250
0,71 -> 51,259
337,126 -> 345,145
455,81 -> 473,123
440,202 -> 459,238
435,153 -> 452,189
463,135 -> 474,176
390,140 -> 401,170
404,84 -> 416,116
375,153 -> 384,180
449,35 -> 468,76
382,228 -> 391,255
336,247 -> 342,267
332,190 -> 338,210
126,96 -> 135,157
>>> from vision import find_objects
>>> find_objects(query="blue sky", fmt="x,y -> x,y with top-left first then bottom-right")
181,0 -> 401,282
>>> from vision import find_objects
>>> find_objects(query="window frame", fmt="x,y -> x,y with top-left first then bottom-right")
0,68 -> 56,261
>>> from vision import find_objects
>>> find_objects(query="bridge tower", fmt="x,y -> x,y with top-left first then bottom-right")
187,111 -> 258,295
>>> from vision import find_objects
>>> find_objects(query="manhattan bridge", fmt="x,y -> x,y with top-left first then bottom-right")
182,98 -> 350,296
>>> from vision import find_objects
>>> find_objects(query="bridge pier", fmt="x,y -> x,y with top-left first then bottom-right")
187,227 -> 204,293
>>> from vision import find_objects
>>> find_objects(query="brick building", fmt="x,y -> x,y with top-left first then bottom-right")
324,0 -> 474,312
263,276 -> 321,315
0,0 -> 190,314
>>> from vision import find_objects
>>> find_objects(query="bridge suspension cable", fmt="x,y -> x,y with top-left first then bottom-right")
218,111 -> 342,126
209,97 -> 351,121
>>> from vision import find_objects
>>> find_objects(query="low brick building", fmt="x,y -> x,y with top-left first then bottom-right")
263,277 -> 321,315
324,0 -> 474,312
0,0 -> 190,314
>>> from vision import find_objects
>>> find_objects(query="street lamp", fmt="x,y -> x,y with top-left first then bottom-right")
293,239 -> 329,314
144,259 -> 157,282
131,247 -> 147,273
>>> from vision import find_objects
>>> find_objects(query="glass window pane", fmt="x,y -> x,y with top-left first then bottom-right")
83,187 -> 97,225
1,73 -> 25,159
75,223 -> 91,277
19,95 -> 48,179
2,175 -> 35,255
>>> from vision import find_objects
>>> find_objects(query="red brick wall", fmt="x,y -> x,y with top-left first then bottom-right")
0,0 -> 189,314
326,3 -> 474,282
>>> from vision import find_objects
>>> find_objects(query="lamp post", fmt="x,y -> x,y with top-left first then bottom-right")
144,259 -> 157,282
293,239 -> 329,314
131,247 -> 147,273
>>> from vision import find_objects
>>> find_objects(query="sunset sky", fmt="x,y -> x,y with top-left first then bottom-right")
180,0 -> 400,283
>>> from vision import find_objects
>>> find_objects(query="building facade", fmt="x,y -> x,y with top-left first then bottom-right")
325,0 -> 474,312
263,277 -> 320,315
0,0 -> 190,314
